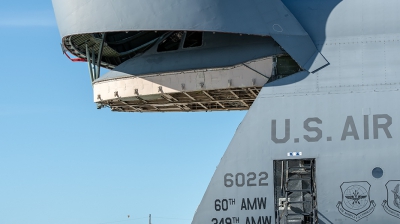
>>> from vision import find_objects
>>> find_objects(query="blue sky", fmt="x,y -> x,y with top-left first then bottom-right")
0,1 -> 246,224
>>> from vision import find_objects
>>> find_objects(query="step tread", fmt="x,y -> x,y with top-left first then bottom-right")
288,178 -> 312,181
288,201 -> 312,204
286,189 -> 312,192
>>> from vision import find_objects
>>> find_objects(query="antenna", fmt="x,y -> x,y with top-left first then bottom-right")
149,214 -> 151,224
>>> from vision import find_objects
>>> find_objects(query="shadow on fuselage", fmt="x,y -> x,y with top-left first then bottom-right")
282,0 -> 342,49
260,0 -> 342,87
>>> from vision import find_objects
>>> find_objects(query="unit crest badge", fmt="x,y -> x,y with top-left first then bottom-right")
382,180 -> 400,219
337,181 -> 375,222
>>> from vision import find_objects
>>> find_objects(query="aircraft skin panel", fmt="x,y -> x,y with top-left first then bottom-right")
262,35 -> 400,96
192,88 -> 400,224
192,1 -> 400,223
53,0 -> 305,37
283,0 -> 400,43
52,0 -> 326,72
192,36 -> 400,221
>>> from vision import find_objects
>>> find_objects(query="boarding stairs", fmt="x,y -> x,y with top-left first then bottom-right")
275,159 -> 317,224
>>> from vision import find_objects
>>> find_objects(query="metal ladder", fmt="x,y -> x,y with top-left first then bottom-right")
279,160 -> 317,224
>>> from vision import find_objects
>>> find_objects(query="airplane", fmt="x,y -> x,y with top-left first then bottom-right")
52,0 -> 400,223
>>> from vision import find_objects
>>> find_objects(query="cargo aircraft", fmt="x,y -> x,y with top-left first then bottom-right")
52,0 -> 400,223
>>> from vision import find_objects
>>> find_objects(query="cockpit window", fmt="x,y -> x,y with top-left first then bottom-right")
183,32 -> 203,48
157,31 -> 184,52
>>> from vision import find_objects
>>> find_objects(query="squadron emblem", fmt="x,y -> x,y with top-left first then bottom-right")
337,182 -> 375,222
382,180 -> 400,219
